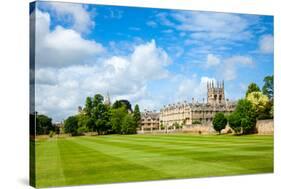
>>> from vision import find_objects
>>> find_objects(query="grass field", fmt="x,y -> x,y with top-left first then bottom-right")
35,134 -> 273,188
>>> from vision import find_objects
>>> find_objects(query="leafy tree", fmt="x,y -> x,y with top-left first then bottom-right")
228,99 -> 257,134
86,117 -> 96,132
77,126 -> 88,135
133,104 -> 141,128
36,114 -> 53,135
246,83 -> 261,97
93,94 -> 104,107
64,116 -> 79,136
246,91 -> 271,119
110,107 -> 127,133
93,103 -> 111,135
121,114 -> 137,134
228,112 -> 242,134
262,75 -> 273,101
212,112 -> 227,134
112,100 -> 132,112
84,97 -> 93,116
77,113 -> 90,129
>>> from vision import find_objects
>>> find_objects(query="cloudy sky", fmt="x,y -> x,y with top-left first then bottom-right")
31,1 -> 274,122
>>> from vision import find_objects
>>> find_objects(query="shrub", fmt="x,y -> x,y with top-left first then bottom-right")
228,99 -> 257,135
64,116 -> 79,136
192,120 -> 201,124
212,112 -> 227,134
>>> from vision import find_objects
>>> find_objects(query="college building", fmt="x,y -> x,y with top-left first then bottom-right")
140,80 -> 236,131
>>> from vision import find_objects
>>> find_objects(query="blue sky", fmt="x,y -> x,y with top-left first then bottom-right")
31,1 -> 274,122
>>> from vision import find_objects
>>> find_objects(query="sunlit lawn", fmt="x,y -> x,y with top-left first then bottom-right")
35,134 -> 273,188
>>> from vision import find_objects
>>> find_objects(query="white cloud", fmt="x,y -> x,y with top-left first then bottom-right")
42,1 -> 94,33
146,20 -> 157,28
259,34 -> 274,54
206,54 -> 220,67
35,40 -> 171,121
221,55 -> 254,81
35,9 -> 104,67
159,11 -> 254,42
176,76 -> 216,102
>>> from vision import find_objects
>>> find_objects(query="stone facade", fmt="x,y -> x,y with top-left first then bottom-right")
256,119 -> 274,135
140,110 -> 160,131
159,81 -> 236,128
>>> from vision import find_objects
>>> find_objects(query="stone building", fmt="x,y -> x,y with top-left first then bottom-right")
140,110 -> 160,131
159,80 -> 236,128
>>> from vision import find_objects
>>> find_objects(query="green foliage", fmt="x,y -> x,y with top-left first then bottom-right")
93,103 -> 111,135
93,94 -> 104,107
84,97 -> 93,116
133,104 -> 141,127
110,107 -> 127,133
262,75 -> 273,100
36,114 -> 54,135
64,116 -> 79,136
246,91 -> 271,119
173,122 -> 180,129
77,126 -> 88,135
77,114 -> 90,129
228,99 -> 257,134
121,114 -> 137,134
246,83 -> 261,97
62,93 -> 138,136
112,100 -> 132,112
212,112 -> 227,134
192,120 -> 201,124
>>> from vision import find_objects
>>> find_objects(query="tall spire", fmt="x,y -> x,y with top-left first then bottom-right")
104,92 -> 111,106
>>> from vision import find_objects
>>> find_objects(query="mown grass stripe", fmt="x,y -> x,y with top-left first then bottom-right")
35,134 -> 273,188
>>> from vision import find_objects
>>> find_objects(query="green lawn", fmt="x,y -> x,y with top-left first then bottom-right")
35,134 -> 273,188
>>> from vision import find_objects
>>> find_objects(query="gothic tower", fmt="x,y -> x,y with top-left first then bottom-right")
207,80 -> 225,104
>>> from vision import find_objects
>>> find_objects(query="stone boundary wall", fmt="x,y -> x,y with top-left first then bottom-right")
256,119 -> 274,135
138,119 -> 273,135
182,124 -> 215,134
137,129 -> 183,134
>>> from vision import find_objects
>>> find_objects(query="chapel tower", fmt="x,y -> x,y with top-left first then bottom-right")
207,80 -> 225,104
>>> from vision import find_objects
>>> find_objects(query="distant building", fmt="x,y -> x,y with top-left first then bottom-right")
159,80 -> 236,128
140,110 -> 159,131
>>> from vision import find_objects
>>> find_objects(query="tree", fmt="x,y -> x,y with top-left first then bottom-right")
93,94 -> 104,107
84,97 -> 93,116
212,112 -> 227,134
246,91 -> 271,119
228,99 -> 257,134
262,75 -> 273,101
110,107 -> 127,134
36,114 -> 53,135
121,114 -> 137,134
64,116 -> 79,136
93,103 -> 111,135
112,100 -> 132,112
246,83 -> 261,97
228,112 -> 242,134
133,104 -> 141,128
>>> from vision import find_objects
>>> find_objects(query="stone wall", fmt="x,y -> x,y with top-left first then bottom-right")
182,123 -> 216,134
138,119 -> 273,135
256,119 -> 274,135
